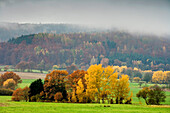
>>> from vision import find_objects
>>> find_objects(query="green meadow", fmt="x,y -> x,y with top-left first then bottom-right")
0,79 -> 170,113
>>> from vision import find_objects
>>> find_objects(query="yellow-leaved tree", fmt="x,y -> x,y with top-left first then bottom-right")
101,66 -> 117,103
3,78 -> 16,90
85,64 -> 104,103
76,79 -> 85,102
71,88 -> 77,102
163,71 -> 170,84
152,71 -> 164,83
114,74 -> 130,104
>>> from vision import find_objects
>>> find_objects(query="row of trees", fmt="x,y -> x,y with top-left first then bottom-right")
112,66 -> 170,86
12,64 -> 132,104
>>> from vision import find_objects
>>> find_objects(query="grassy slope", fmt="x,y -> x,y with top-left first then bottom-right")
0,80 -> 170,113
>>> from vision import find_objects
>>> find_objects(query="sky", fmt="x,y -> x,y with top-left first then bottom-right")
0,0 -> 170,35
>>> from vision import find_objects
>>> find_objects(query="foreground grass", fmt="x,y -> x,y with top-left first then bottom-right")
0,96 -> 169,113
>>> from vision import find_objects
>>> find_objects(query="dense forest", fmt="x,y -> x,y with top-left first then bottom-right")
0,31 -> 169,71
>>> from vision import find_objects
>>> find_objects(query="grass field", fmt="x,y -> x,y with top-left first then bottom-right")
0,96 -> 169,113
0,77 -> 170,112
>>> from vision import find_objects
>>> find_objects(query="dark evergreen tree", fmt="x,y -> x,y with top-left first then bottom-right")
29,79 -> 44,101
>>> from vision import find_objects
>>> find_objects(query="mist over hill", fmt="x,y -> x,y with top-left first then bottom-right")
0,22 -> 103,42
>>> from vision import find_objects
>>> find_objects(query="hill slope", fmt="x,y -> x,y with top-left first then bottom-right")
0,31 -> 169,71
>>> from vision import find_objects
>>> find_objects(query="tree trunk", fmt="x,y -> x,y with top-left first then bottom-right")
102,98 -> 104,103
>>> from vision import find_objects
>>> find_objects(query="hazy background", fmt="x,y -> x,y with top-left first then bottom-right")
0,0 -> 170,35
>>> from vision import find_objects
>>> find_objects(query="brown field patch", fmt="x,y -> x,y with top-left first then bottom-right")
0,71 -> 46,79
149,105 -> 170,108
0,103 -> 8,107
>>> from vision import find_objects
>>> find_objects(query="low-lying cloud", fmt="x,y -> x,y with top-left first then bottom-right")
0,0 -> 170,35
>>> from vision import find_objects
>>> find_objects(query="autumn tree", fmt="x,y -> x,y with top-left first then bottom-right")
3,79 -> 16,90
0,72 -> 22,86
101,66 -> 117,103
76,79 -> 85,102
85,64 -> 104,103
108,67 -> 118,103
66,70 -> 87,101
152,71 -> 164,83
71,88 -> 77,102
11,86 -> 30,102
43,70 -> 68,101
114,75 -> 130,104
11,88 -> 23,101
163,71 -> 170,84
22,86 -> 30,102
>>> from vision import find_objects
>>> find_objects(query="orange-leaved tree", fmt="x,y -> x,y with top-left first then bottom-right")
43,70 -> 68,101
0,72 -> 22,86
11,86 -> 30,102
66,70 -> 87,102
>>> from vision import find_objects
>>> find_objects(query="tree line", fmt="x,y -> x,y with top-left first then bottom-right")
0,65 -> 167,105
11,64 -> 133,104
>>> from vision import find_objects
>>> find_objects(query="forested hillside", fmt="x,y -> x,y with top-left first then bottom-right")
0,31 -> 169,71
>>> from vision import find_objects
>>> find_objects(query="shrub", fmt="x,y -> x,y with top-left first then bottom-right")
0,88 -> 13,96
31,94 -> 42,102
11,87 -> 30,101
11,88 -> 24,101
30,95 -> 36,102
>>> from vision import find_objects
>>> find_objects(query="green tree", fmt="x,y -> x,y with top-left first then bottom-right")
136,87 -> 150,105
142,72 -> 153,83
147,85 -> 166,105
136,85 -> 166,105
